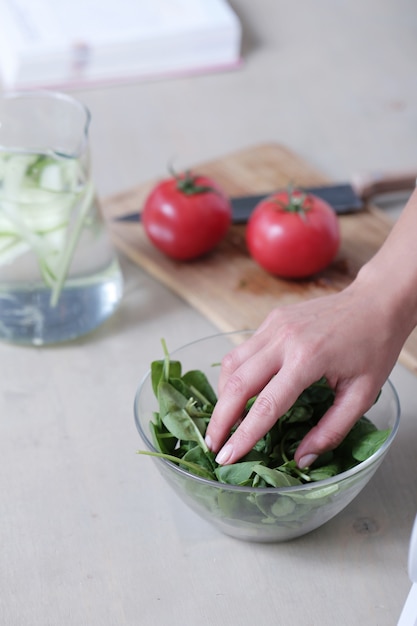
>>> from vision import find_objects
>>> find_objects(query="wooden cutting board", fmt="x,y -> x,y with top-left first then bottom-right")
101,142 -> 417,375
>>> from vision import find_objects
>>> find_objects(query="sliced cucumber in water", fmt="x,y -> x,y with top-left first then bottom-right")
0,151 -> 94,305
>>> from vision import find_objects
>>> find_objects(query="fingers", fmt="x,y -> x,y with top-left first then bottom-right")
216,329 -> 270,395
206,349 -> 321,465
206,336 -> 285,455
212,366 -> 317,465
207,309 -> 307,453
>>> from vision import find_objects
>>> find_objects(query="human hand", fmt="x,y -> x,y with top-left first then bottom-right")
205,279 -> 407,469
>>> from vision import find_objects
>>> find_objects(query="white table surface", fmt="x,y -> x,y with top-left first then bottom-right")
1,1 -> 417,624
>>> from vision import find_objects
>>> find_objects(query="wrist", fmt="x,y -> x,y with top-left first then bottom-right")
354,252 -> 417,340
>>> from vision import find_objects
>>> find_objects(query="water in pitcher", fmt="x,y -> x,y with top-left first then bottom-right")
0,92 -> 123,345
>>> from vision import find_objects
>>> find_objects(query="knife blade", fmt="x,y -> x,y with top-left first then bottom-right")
115,170 -> 416,223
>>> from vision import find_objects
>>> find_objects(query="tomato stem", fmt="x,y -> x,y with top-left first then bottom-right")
169,166 -> 215,196
275,186 -> 310,219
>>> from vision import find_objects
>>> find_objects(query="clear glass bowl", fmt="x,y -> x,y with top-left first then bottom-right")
134,331 -> 401,542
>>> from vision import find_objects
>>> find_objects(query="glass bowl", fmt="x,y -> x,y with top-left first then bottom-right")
134,331 -> 401,542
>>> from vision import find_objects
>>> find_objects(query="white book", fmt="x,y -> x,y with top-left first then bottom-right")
0,0 -> 242,90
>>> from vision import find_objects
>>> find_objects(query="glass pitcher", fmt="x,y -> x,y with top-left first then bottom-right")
0,91 -> 123,345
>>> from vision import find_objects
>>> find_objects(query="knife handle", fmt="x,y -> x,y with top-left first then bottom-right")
351,170 -> 417,201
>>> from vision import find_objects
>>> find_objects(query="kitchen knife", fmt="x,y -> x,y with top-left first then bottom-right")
115,170 -> 416,223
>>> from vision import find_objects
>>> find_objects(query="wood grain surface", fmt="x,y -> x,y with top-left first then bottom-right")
102,143 -> 417,374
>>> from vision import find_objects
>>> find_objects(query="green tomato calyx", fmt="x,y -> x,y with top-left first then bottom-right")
172,169 -> 214,196
275,186 -> 310,218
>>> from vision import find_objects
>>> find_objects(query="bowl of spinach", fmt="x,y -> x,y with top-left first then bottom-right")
135,331 -> 400,542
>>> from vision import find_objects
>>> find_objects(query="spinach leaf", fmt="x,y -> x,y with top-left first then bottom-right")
182,446 -> 216,478
151,358 -> 181,396
252,465 -> 302,488
352,428 -> 391,462
215,461 -> 261,485
139,450 -> 214,479
182,370 -> 218,407
149,420 -> 178,456
158,382 -> 209,452
308,461 -> 341,482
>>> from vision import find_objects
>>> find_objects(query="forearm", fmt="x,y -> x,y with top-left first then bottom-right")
354,188 -> 417,340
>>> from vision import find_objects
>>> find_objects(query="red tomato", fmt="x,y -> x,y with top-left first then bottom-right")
142,171 -> 232,260
246,190 -> 340,278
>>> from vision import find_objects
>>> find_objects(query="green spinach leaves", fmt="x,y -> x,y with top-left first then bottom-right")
138,342 -> 391,489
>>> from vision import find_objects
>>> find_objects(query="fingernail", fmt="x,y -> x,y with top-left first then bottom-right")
205,434 -> 213,450
215,443 -> 233,465
298,453 -> 318,469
